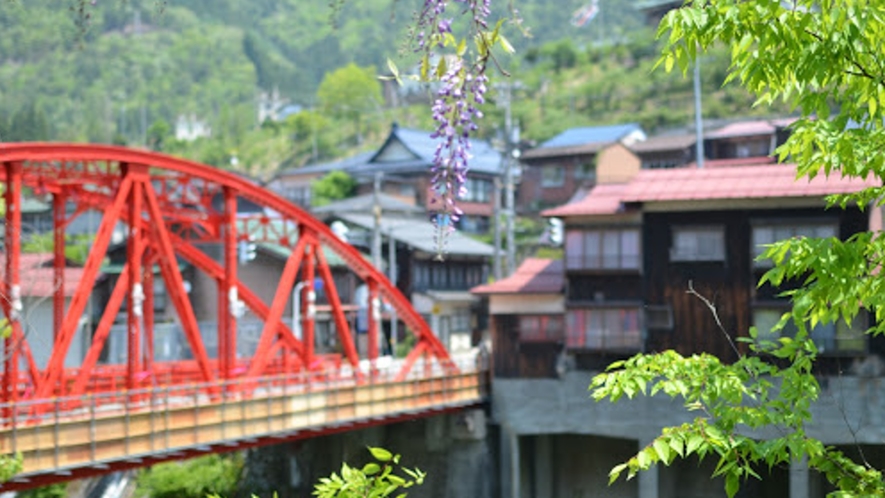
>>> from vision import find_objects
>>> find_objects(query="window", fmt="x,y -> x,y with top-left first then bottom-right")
753,308 -> 866,354
752,222 -> 838,267
566,228 -> 641,270
541,166 -> 565,187
575,162 -> 596,180
643,160 -> 681,169
463,178 -> 492,203
519,315 -> 564,342
458,215 -> 490,234
451,310 -> 472,332
670,226 -> 725,262
285,186 -> 311,207
566,308 -> 642,350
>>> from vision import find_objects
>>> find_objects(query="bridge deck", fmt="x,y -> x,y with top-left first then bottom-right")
0,355 -> 488,491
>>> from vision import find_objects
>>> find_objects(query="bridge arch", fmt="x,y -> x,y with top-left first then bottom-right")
0,143 -> 454,404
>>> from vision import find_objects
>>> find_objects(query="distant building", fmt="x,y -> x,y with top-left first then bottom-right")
270,123 -> 504,235
518,123 -> 646,212
0,254 -> 97,369
174,114 -> 212,142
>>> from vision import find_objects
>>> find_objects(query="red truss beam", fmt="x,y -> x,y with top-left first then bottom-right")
0,143 -> 455,403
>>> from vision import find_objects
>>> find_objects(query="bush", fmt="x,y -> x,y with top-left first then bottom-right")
135,453 -> 243,498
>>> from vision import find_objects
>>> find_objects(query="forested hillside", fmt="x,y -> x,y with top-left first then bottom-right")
0,0 -> 788,177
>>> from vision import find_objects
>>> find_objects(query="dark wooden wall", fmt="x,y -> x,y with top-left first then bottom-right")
491,314 -> 561,378
643,207 -> 868,361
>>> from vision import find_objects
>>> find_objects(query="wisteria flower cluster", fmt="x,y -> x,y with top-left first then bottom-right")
408,0 -> 511,256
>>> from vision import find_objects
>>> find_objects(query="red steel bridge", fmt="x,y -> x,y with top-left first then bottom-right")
0,143 -> 488,491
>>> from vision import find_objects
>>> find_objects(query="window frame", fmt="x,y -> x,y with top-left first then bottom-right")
670,225 -> 726,262
565,227 -> 642,271
751,220 -> 839,268
565,307 -> 643,351
752,306 -> 868,355
541,165 -> 566,188
518,314 -> 564,343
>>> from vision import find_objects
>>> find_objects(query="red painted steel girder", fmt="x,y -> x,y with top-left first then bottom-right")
0,143 -> 455,403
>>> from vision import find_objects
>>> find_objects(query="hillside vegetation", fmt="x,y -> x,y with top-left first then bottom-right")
0,1 -> 788,176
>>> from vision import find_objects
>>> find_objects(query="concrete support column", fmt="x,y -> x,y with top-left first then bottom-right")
639,439 -> 659,498
790,457 -> 811,498
499,425 -> 520,498
534,435 -> 553,498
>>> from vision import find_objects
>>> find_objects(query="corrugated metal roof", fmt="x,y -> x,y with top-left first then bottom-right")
311,193 -> 424,215
471,258 -> 563,294
336,214 -> 494,257
541,184 -> 630,217
705,120 -> 776,139
1,253 -> 90,297
628,133 -> 696,153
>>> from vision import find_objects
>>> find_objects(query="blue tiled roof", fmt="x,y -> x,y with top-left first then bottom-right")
378,125 -> 503,175
540,123 -> 644,148
274,151 -> 373,177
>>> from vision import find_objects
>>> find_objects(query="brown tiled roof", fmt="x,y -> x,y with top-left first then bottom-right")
628,134 -> 696,153
521,141 -> 609,160
621,164 -> 878,203
541,184 -> 629,217
705,120 -> 777,139
471,258 -> 563,294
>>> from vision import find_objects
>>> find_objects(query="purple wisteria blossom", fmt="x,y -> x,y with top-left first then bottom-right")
414,0 -> 495,255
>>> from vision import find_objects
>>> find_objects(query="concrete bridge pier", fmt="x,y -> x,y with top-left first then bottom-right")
241,409 -> 493,498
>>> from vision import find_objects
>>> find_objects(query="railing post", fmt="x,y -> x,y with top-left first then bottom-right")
164,386 -> 171,452
53,397 -> 60,469
124,390 -> 131,456
150,387 -> 156,453
264,378 -> 273,433
90,395 -> 96,462
11,401 -> 17,456
240,378 -> 247,439
192,383 -> 199,445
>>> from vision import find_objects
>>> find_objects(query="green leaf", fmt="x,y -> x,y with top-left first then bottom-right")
498,35 -> 515,54
368,447 -> 393,462
725,472 -> 739,498
686,434 -> 704,455
653,439 -> 672,464
362,463 -> 381,475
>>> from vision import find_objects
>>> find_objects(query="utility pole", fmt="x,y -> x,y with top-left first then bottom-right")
372,171 -> 383,269
388,228 -> 397,355
694,58 -> 705,169
502,83 -> 518,276
493,177 -> 502,280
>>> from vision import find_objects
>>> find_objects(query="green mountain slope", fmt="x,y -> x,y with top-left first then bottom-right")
0,0 -> 644,143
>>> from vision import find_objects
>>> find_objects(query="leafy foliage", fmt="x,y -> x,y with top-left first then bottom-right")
134,453 -> 243,498
592,1 -> 885,497
317,64 -> 383,145
312,171 -> 357,207
0,453 -> 22,484
16,483 -> 67,498
313,447 -> 425,498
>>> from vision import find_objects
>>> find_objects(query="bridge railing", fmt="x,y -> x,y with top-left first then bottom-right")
0,350 -> 489,481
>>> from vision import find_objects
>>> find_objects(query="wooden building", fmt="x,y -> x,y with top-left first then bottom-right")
480,160 -> 885,498
269,123 -> 503,234
517,123 -> 646,213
